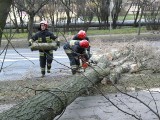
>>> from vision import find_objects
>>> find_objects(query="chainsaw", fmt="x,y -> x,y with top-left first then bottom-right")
79,55 -> 89,72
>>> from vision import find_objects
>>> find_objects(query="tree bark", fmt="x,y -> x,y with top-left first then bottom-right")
0,60 -> 110,120
0,0 -> 12,46
28,15 -> 35,40
0,48 -> 135,119
30,42 -> 58,51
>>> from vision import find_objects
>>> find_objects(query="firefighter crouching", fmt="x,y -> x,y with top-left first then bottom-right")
72,30 -> 91,58
29,20 -> 60,77
63,40 -> 89,75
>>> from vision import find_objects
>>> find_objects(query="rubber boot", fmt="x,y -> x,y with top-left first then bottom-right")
72,69 -> 76,75
41,70 -> 45,77
47,69 -> 50,73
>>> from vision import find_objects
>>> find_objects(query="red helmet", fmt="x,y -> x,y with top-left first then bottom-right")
79,40 -> 89,48
77,30 -> 86,39
40,20 -> 48,29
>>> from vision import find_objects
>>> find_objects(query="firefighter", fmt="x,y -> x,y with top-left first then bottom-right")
63,39 -> 89,74
72,30 -> 91,58
29,20 -> 60,77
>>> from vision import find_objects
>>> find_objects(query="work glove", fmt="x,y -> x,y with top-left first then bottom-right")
87,51 -> 92,59
28,39 -> 33,46
28,42 -> 32,46
56,41 -> 60,48
54,36 -> 58,40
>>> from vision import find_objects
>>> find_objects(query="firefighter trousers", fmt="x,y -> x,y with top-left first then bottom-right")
39,50 -> 53,75
63,45 -> 80,74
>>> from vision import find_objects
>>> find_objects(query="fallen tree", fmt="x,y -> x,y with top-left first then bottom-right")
0,42 -> 159,119
0,62 -> 110,119
0,47 -> 134,119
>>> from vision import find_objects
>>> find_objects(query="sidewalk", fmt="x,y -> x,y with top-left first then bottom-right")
56,90 -> 160,120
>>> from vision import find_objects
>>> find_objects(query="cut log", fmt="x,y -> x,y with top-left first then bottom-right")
30,42 -> 58,51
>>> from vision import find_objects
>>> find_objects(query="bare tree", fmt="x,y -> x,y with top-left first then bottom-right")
47,0 -> 62,32
143,0 -> 160,31
59,0 -> 75,32
9,2 -> 20,33
98,0 -> 110,29
87,0 -> 110,30
75,0 -> 94,31
14,0 -> 50,40
17,9 -> 26,33
112,0 -> 122,29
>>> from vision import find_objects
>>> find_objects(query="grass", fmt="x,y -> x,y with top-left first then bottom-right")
2,32 -> 28,39
2,27 -> 148,39
87,27 -> 148,35
118,14 -> 144,21
92,14 -> 144,21
118,14 -> 134,20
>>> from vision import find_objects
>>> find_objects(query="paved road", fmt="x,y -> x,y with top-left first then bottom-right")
0,47 -> 70,81
55,90 -> 160,120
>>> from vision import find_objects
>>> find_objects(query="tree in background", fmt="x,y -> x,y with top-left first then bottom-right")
14,0 -> 49,40
8,1 -> 20,33
0,0 -> 12,46
75,0 -> 94,31
38,0 -> 60,32
112,0 -> 122,29
143,0 -> 160,30
60,0 -> 74,32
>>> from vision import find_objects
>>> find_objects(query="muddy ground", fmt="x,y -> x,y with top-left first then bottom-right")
1,33 -> 160,110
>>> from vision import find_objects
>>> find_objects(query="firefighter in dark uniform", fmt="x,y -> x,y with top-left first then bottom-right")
72,30 -> 91,58
29,21 -> 60,77
63,39 -> 89,74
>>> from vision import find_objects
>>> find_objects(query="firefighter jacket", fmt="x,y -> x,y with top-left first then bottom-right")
63,40 -> 89,60
31,30 -> 58,44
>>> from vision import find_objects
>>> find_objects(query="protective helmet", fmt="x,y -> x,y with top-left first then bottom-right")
79,40 -> 89,48
77,30 -> 86,39
40,20 -> 48,29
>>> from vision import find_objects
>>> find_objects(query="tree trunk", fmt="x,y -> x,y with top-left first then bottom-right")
66,9 -> 71,32
28,15 -> 35,40
112,0 -> 122,29
0,0 -> 12,46
19,11 -> 25,33
0,59 -> 111,120
11,4 -> 20,33
0,48 -> 135,120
